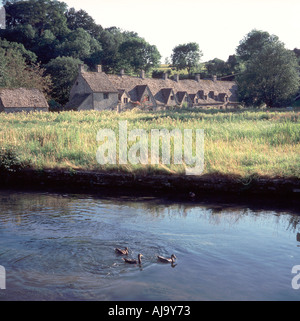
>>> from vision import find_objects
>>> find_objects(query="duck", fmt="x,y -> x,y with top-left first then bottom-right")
157,254 -> 176,264
123,253 -> 143,265
115,247 -> 129,255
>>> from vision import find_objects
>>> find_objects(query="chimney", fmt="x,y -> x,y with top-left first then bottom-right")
140,70 -> 145,79
195,74 -> 200,82
96,65 -> 102,72
174,74 -> 179,82
162,73 -> 168,80
79,64 -> 85,73
120,69 -> 125,77
212,75 -> 217,82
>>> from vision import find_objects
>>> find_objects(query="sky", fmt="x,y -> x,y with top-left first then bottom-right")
63,0 -> 300,63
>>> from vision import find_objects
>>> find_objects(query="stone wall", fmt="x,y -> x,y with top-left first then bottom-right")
93,92 -> 118,110
77,95 -> 93,111
69,74 -> 92,100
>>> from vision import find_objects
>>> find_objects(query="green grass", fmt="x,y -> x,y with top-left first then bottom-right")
0,107 -> 299,179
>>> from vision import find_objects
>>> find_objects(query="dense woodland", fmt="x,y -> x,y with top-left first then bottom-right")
0,0 -> 299,108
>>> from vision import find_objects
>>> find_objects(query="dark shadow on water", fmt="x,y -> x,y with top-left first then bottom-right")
1,183 -> 300,217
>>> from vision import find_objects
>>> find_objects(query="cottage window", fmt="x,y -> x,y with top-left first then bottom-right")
198,91 -> 204,99
123,98 -> 128,103
170,95 -> 174,100
103,93 -> 109,99
144,95 -> 149,101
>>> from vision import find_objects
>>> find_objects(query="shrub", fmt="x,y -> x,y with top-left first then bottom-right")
0,147 -> 26,172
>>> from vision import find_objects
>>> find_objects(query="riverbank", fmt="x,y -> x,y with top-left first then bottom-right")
1,168 -> 300,202
1,108 -> 299,203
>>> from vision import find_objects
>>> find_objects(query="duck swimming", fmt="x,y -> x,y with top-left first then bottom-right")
157,254 -> 176,264
115,247 -> 129,255
123,253 -> 143,264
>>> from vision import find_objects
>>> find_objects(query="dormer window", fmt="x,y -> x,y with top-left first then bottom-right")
103,93 -> 109,99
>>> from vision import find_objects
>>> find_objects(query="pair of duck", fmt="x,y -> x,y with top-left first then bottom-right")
115,247 -> 177,265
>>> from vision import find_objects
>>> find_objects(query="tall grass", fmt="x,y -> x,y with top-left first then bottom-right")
0,108 -> 299,178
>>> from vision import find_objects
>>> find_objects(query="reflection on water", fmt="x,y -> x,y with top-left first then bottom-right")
0,190 -> 299,301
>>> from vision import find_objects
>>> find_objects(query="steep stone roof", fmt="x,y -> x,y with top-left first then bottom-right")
81,71 -> 118,93
0,88 -> 48,108
107,74 -> 238,104
176,91 -> 189,104
135,85 -> 148,102
160,88 -> 176,104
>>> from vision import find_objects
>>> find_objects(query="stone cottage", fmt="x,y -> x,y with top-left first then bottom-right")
66,65 -> 239,111
66,65 -> 119,111
0,88 -> 49,113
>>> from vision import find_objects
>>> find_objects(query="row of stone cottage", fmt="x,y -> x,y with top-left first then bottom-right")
0,64 -> 239,113
65,65 -> 239,111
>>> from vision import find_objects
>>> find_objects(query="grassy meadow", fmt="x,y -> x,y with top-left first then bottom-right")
0,107 -> 299,180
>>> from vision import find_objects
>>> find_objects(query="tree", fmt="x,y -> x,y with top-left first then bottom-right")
202,55 -> 239,78
55,28 -> 102,63
97,28 -> 124,73
65,7 -> 103,38
32,29 -> 58,64
45,56 -> 83,105
293,48 -> 300,66
236,41 -> 299,107
0,37 -> 37,63
0,47 -> 52,96
205,58 -> 227,77
236,29 -> 280,62
4,0 -> 69,37
171,42 -> 202,73
117,38 -> 161,73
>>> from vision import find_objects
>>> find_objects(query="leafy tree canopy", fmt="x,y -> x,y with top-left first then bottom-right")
65,7 -> 103,38
55,27 -> 102,63
117,38 -> 161,74
236,29 -> 280,62
0,46 -> 51,95
171,42 -> 202,74
5,0 -> 69,37
0,37 -> 37,62
236,41 -> 299,107
45,56 -> 83,104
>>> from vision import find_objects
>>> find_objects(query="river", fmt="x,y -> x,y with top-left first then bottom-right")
0,189 -> 299,301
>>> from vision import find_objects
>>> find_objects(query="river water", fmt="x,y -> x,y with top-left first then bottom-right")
0,189 -> 299,301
